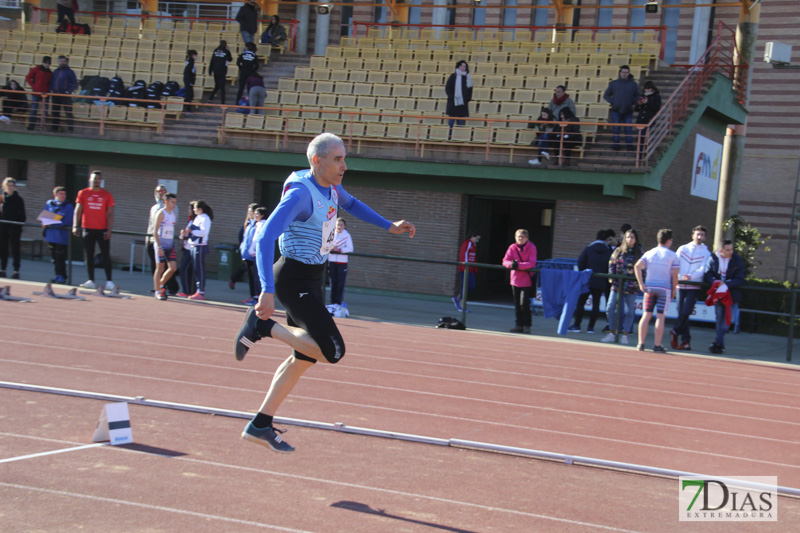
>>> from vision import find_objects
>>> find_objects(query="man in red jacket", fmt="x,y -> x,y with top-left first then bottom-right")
24,56 -> 52,131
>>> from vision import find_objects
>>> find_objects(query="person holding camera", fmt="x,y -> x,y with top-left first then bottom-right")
502,229 -> 537,334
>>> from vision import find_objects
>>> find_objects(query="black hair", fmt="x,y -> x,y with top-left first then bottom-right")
42,56 -> 51,64
560,107 -> 577,120
455,60 -> 469,73
693,225 -> 707,234
254,207 -> 269,217
246,42 -> 258,52
643,80 -> 659,93
657,228 -> 673,245
194,200 -> 214,220
218,40 -> 227,49
164,193 -> 177,200
620,223 -> 633,234
464,230 -> 480,240
596,230 -> 607,241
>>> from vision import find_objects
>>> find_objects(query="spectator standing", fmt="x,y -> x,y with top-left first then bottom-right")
236,42 -> 260,106
2,80 -> 28,119
548,85 -> 576,121
146,184 -> 179,294
603,65 -> 640,151
502,229 -> 537,334
235,0 -> 259,45
444,60 -> 473,134
24,56 -> 52,131
601,228 -> 642,345
176,201 -> 196,297
670,225 -> 711,351
239,205 -> 264,306
56,0 -> 76,26
633,229 -> 679,353
49,55 -> 78,133
182,200 -> 213,300
0,177 -> 26,279
452,230 -> 479,312
635,80 -> 662,126
230,203 -> 258,290
328,217 -> 354,310
183,49 -> 197,113
703,241 -> 745,354
72,170 -> 115,290
42,185 -> 74,284
207,40 -> 232,105
568,230 -> 612,333
247,73 -> 266,114
152,193 -> 178,301
261,15 -> 287,47
528,107 -> 555,166
554,107 -> 583,166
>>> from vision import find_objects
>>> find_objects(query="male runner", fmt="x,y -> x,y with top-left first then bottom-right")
234,133 -> 415,453
152,193 -> 178,300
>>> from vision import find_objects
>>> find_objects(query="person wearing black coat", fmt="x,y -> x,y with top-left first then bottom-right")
635,80 -> 662,125
183,50 -> 197,112
444,60 -> 473,134
2,80 -> 28,118
235,0 -> 259,45
0,177 -> 26,278
554,107 -> 583,166
568,230 -> 613,333
207,40 -> 233,104
235,42 -> 260,105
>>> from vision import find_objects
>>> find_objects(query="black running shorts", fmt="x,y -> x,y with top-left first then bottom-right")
273,256 -> 345,364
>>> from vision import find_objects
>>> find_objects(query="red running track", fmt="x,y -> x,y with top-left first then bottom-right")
1,281 -> 799,531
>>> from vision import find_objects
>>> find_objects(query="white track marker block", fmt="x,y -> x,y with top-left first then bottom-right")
92,402 -> 133,445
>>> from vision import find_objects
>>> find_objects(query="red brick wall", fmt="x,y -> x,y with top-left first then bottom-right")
552,121 -> 722,258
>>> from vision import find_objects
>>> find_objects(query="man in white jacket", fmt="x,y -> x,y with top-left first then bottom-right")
670,226 -> 711,350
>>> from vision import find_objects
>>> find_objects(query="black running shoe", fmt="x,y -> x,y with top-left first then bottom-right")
234,306 -> 260,361
241,421 -> 294,453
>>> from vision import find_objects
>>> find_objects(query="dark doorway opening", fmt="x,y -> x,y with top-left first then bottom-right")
465,196 -> 555,302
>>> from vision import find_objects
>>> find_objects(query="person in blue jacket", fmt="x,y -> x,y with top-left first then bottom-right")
49,55 -> 78,133
42,186 -> 74,284
234,132 -> 416,453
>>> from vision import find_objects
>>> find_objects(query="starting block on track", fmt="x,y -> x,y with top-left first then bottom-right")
80,286 -> 131,299
0,286 -> 32,302
92,402 -> 133,445
33,283 -> 86,300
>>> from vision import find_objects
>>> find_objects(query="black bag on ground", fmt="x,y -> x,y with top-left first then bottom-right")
108,76 -> 126,102
145,81 -> 165,108
436,317 -> 466,330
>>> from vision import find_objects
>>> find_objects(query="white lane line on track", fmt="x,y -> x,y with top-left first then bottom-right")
0,483 -> 313,532
2,373 -> 799,473
107,447 -> 645,533
5,316 -> 798,388
4,338 -> 800,429
4,335 -> 800,415
0,443 -> 106,463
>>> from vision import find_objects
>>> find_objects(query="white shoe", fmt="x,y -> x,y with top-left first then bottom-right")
541,151 -> 550,161
80,280 -> 96,289
620,335 -> 629,345
600,333 -> 615,343
104,281 -> 116,291
528,158 -> 541,165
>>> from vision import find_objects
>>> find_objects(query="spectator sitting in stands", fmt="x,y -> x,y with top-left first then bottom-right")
554,107 -> 583,166
1,80 -> 27,120
548,85 -> 576,121
261,15 -> 288,48
528,107 -> 555,166
635,80 -> 662,127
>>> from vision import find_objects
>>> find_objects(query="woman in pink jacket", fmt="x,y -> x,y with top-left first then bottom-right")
502,229 -> 538,334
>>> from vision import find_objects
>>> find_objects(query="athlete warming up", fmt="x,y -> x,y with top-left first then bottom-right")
234,133 -> 416,453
